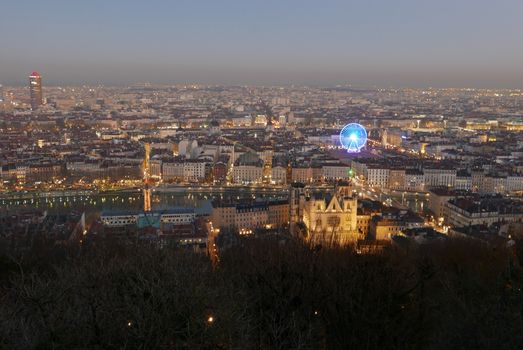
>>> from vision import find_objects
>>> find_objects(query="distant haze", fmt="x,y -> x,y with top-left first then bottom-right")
1,0 -> 522,88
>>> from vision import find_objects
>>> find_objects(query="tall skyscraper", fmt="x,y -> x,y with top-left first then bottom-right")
29,71 -> 43,110
0,84 -> 4,103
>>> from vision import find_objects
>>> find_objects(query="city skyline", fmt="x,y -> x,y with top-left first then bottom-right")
3,2 -> 523,348
1,0 -> 523,88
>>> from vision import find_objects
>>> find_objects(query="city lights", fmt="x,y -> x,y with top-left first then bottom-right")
0,2 -> 521,349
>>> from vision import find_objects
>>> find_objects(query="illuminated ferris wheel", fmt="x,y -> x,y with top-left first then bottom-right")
339,123 -> 367,153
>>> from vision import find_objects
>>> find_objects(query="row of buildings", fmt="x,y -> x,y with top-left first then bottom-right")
428,188 -> 523,228
97,208 -> 208,251
351,158 -> 523,194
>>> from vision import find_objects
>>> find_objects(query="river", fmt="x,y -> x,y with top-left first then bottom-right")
0,187 -> 289,216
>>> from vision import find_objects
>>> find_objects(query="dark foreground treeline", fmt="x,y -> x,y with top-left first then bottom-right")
1,238 -> 523,349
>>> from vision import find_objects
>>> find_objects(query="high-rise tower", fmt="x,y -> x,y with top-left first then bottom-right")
29,71 -> 43,110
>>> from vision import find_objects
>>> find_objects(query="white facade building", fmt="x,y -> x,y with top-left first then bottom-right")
322,165 -> 350,181
423,168 -> 456,189
233,165 -> 263,184
366,167 -> 390,188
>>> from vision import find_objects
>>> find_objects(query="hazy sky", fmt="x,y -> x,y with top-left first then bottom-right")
1,0 -> 522,88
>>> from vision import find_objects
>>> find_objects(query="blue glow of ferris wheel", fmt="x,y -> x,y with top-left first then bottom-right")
339,123 -> 367,153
